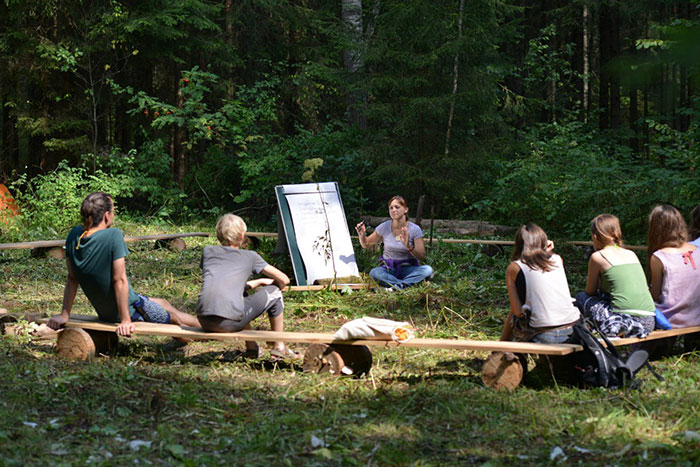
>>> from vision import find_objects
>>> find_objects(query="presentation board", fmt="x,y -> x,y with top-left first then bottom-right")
275,182 -> 360,286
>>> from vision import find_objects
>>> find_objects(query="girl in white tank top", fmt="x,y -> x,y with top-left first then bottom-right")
502,224 -> 580,343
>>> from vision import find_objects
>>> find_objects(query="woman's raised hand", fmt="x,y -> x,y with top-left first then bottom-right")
400,226 -> 410,248
355,221 -> 366,236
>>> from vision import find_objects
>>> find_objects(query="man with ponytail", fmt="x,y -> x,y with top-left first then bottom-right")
48,192 -> 200,336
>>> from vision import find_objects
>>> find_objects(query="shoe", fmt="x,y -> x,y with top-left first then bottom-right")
270,347 -> 300,360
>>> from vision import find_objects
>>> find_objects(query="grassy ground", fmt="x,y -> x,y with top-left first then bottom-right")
1,221 -> 699,465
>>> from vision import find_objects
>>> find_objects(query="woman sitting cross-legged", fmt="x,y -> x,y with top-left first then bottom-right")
501,223 -> 580,343
355,195 -> 433,290
195,213 -> 297,359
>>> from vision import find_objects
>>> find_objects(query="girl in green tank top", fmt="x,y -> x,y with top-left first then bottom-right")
574,214 -> 655,338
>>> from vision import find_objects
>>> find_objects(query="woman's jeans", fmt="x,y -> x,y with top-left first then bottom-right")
532,327 -> 574,344
369,265 -> 433,290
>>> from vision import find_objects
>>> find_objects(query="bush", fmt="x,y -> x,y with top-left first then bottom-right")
478,120 -> 700,240
8,148 -> 185,239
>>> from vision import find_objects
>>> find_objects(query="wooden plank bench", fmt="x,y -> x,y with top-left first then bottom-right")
602,325 -> 700,346
32,314 -> 581,389
18,313 -> 700,389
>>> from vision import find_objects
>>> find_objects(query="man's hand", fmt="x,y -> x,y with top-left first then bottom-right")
116,321 -> 136,337
47,313 -> 69,330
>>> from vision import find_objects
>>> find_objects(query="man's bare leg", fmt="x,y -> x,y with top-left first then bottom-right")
149,297 -> 200,328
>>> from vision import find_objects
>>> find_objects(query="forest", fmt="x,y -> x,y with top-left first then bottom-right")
1,0 -> 700,238
3,3 -> 700,464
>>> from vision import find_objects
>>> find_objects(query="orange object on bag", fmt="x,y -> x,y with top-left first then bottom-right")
0,184 -> 20,223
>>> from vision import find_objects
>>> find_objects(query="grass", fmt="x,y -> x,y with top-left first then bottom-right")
1,221 -> 700,465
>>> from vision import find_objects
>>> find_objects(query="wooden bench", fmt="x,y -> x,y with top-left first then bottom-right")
602,325 -> 700,346
16,313 -> 700,389
32,314 -> 580,389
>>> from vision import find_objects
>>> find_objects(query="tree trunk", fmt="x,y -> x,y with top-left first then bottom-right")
582,4 -> 589,121
172,67 -> 185,188
224,0 -> 235,100
342,0 -> 367,130
444,0 -> 464,156
598,3 -> 610,130
630,88 -> 639,153
609,6 -> 620,129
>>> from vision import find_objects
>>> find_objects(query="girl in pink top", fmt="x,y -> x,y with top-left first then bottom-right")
648,205 -> 700,328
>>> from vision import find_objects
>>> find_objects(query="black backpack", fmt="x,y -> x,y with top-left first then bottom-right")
566,322 -> 659,389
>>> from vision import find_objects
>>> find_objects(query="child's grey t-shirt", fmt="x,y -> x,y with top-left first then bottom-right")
195,245 -> 268,319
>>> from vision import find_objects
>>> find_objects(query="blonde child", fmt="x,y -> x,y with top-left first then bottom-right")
195,213 -> 297,359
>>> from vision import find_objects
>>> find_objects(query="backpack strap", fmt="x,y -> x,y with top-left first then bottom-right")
643,360 -> 664,382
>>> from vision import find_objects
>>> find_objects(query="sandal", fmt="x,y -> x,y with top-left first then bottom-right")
270,347 -> 300,360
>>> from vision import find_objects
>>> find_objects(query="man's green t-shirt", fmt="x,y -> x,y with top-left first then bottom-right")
65,226 -> 139,322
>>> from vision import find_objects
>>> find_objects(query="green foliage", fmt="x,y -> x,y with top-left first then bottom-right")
7,148 -> 188,238
9,161 -> 129,237
111,66 -> 271,153
234,123 -> 371,218
519,24 -> 580,122
480,120 -> 700,239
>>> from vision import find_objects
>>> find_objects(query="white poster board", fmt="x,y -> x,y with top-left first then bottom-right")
276,182 -> 359,285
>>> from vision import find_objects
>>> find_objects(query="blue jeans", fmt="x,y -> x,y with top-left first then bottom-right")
532,327 -> 574,344
369,264 -> 433,290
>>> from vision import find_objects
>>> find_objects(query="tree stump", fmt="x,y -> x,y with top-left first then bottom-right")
155,238 -> 187,252
0,313 -> 17,335
481,351 -> 523,390
48,247 -> 66,259
56,328 -> 118,359
303,344 -> 372,377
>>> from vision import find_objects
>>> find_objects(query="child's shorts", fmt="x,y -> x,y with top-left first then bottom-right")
131,294 -> 171,324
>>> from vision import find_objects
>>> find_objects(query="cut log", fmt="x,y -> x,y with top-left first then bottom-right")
481,351 -> 523,390
168,238 -> 186,251
155,238 -> 187,251
303,343 -> 372,377
56,328 -> 118,359
48,247 -> 66,259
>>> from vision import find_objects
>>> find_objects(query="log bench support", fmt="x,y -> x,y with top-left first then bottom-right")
56,328 -> 118,359
302,343 -> 373,377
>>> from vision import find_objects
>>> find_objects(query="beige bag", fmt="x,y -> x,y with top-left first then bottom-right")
334,317 -> 415,342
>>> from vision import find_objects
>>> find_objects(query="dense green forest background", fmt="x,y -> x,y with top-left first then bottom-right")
1,0 -> 699,240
